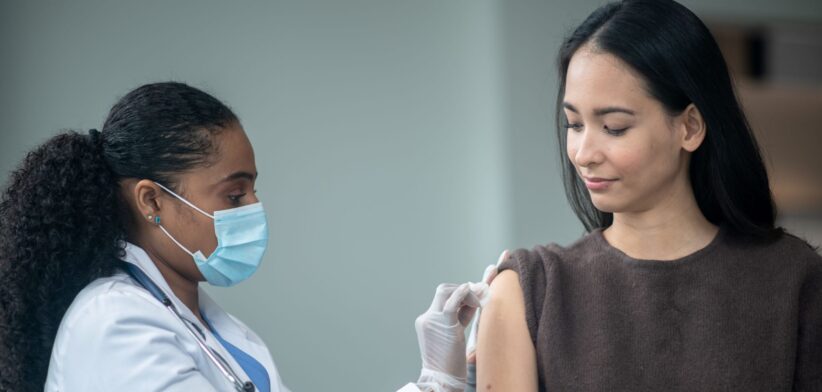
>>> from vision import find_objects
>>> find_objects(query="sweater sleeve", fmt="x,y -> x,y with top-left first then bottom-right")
795,255 -> 822,391
498,247 -> 548,347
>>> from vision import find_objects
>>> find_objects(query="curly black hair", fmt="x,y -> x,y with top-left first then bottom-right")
0,82 -> 238,391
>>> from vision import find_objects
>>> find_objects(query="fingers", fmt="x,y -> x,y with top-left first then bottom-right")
464,286 -> 485,307
466,351 -> 477,364
429,283 -> 459,312
496,249 -> 510,266
481,264 -> 497,284
471,282 -> 490,309
427,248 -> 510,316
458,304 -> 479,326
443,283 -> 471,315
477,248 -> 507,286
427,281 -> 485,317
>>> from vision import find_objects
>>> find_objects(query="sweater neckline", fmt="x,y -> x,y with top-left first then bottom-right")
591,224 -> 726,267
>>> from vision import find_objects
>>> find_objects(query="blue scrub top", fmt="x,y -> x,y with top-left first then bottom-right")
204,316 -> 271,392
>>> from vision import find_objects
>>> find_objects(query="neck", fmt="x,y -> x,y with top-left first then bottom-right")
603,177 -> 718,261
134,241 -> 204,324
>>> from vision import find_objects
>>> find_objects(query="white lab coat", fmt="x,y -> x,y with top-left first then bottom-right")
44,242 -> 427,392
45,242 -> 290,391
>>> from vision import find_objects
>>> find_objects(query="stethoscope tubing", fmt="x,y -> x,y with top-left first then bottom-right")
121,262 -> 254,392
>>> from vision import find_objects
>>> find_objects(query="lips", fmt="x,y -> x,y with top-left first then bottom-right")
581,175 -> 617,191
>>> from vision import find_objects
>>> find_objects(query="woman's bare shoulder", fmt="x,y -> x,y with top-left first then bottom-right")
476,269 -> 538,391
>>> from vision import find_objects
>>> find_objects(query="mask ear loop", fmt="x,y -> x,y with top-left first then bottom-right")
151,182 -> 213,258
154,182 -> 215,219
157,224 -> 198,258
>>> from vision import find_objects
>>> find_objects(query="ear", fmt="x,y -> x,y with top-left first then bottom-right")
133,179 -> 165,224
678,103 -> 706,152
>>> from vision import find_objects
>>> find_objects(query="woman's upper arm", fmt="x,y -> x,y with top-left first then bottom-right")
476,269 -> 538,391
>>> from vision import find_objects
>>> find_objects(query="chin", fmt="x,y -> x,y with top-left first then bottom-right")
589,195 -> 622,214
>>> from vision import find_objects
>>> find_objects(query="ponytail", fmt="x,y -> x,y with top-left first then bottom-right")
0,81 -> 238,390
0,130 -> 126,390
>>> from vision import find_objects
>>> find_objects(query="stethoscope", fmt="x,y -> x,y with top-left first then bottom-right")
120,262 -> 256,392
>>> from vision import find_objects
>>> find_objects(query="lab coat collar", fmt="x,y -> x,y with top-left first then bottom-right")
198,289 -> 278,373
198,290 -> 249,341
120,242 -> 204,327
120,242 -> 278,387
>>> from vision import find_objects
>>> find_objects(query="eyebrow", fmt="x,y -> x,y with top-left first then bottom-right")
563,102 -> 636,116
217,171 -> 257,184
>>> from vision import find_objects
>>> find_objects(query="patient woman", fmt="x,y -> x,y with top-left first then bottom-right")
476,0 -> 822,390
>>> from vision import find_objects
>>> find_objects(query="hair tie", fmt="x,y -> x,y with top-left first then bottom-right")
87,128 -> 103,147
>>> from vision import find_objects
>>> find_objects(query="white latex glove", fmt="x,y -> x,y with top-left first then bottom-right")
414,278 -> 492,392
412,250 -> 508,392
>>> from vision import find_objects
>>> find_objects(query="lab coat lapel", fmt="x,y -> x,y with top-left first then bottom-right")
121,243 -> 206,329
121,242 -> 254,388
199,290 -> 279,380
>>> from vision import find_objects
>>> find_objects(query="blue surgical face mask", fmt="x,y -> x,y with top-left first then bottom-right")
154,182 -> 268,287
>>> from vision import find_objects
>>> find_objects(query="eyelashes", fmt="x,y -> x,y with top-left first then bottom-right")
228,189 -> 258,205
228,194 -> 246,203
604,125 -> 629,136
562,122 -> 629,136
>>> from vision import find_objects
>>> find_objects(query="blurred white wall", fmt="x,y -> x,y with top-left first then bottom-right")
1,0 -> 820,390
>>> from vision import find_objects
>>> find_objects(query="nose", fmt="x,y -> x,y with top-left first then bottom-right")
571,128 -> 604,168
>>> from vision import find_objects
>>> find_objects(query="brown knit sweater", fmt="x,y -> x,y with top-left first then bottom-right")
498,226 -> 822,391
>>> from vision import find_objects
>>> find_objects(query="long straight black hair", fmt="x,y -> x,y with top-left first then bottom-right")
556,0 -> 779,240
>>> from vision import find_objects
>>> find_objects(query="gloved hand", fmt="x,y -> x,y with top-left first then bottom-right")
414,261 -> 501,392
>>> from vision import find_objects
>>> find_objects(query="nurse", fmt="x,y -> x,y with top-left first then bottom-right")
0,82 -> 488,392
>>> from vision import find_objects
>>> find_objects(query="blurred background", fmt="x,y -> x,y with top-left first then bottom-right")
1,0 -> 820,390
